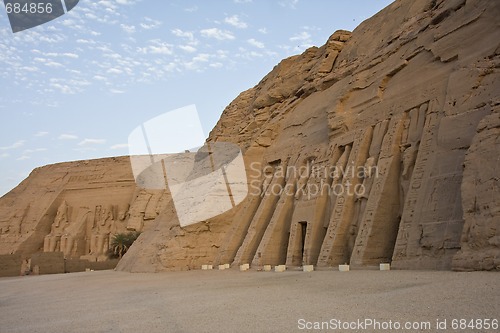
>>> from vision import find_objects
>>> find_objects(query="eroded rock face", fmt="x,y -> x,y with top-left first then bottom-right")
453,109 -> 500,271
1,0 -> 499,271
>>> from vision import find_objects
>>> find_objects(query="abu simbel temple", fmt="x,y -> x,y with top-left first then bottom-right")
1,0 -> 499,276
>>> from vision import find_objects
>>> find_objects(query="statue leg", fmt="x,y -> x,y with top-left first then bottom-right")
90,234 -> 97,254
49,236 -> 59,252
64,236 -> 74,257
43,236 -> 51,252
96,235 -> 104,256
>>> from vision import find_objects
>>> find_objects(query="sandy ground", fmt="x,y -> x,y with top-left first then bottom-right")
0,269 -> 498,333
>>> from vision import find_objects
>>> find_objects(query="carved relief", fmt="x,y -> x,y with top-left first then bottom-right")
399,103 -> 427,215
43,201 -> 70,253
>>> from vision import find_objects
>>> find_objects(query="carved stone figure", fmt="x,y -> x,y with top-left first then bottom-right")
43,201 -> 70,253
89,205 -> 114,256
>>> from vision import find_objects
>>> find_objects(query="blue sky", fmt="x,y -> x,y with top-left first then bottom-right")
0,0 -> 393,196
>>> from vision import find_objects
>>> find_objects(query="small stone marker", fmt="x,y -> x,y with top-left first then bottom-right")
263,265 -> 272,271
275,265 -> 286,272
303,265 -> 314,272
339,264 -> 350,272
380,263 -> 390,271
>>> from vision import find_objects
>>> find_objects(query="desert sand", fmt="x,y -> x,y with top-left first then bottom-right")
0,269 -> 498,332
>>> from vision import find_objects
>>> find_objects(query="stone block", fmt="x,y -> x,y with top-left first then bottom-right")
30,252 -> 65,275
0,254 -> 22,277
380,263 -> 391,271
303,265 -> 314,272
263,265 -> 272,271
339,264 -> 350,272
240,263 -> 250,271
275,265 -> 286,272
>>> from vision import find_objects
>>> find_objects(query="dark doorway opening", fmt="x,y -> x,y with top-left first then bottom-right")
299,221 -> 307,264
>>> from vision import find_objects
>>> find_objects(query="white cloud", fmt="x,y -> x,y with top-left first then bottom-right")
183,53 -> 212,71
21,66 -> 39,72
121,24 -> 136,33
48,78 -> 90,94
23,148 -> 47,154
279,0 -> 299,9
184,5 -> 198,12
110,143 -> 129,150
16,155 -> 30,161
247,38 -> 265,48
234,0 -> 252,3
62,53 -> 79,58
0,153 -> 9,158
200,28 -> 235,40
45,61 -> 64,68
172,29 -> 194,41
224,15 -> 248,29
58,134 -> 78,140
50,83 -> 75,94
290,31 -> 311,42
93,75 -> 107,81
76,39 -> 96,44
179,45 -> 197,53
193,54 -> 210,62
78,138 -> 106,146
107,68 -> 123,74
35,51 -> 79,59
149,43 -> 173,55
138,40 -> 174,55
210,62 -> 223,68
258,28 -> 268,34
236,47 -> 264,59
0,140 -> 25,150
110,89 -> 125,94
140,17 -> 162,30
34,131 -> 49,137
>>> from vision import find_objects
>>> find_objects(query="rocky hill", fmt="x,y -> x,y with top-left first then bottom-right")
1,0 -> 499,272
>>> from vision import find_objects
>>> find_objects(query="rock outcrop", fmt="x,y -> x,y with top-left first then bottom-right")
1,0 -> 499,272
453,109 -> 500,270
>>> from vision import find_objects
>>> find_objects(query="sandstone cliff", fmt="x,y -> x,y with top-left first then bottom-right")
0,157 -> 167,263
1,0 -> 499,272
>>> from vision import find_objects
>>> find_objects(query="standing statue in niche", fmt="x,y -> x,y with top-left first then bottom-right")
348,120 -> 389,260
117,204 -> 130,221
400,143 -> 419,204
60,209 -> 90,258
331,145 -> 351,186
90,205 -> 114,256
349,156 -> 377,256
399,104 -> 426,211
295,159 -> 314,200
43,201 -> 70,252
1,204 -> 29,236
